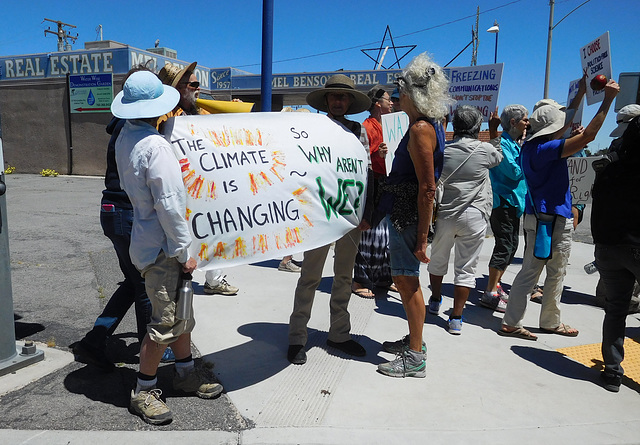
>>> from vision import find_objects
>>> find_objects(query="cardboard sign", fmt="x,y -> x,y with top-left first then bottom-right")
564,78 -> 585,138
443,63 -> 503,121
568,155 -> 604,204
580,31 -> 613,106
381,111 -> 409,176
164,113 -> 368,269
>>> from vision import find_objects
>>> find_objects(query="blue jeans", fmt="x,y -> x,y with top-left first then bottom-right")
595,243 -> 640,378
83,206 -> 151,348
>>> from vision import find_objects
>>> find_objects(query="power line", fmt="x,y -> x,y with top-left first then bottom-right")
235,0 -> 524,68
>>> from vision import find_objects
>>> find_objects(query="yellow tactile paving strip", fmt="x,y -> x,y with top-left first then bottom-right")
558,337 -> 640,391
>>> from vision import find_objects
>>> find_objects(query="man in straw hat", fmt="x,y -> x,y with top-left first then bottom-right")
158,61 -> 240,297
287,74 -> 373,364
497,77 -> 619,341
112,71 -> 223,425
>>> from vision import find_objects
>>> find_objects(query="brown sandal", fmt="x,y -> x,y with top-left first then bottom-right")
497,326 -> 538,341
540,323 -> 579,337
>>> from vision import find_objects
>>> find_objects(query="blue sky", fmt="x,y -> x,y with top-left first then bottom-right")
1,0 -> 638,152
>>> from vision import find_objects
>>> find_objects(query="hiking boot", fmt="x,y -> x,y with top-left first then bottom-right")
72,340 -> 115,372
378,349 -> 426,378
203,277 -> 239,295
496,283 -> 509,301
427,297 -> 441,315
173,368 -> 224,399
382,335 -> 426,356
278,260 -> 301,272
479,291 -> 506,313
448,318 -> 462,335
129,389 -> 173,425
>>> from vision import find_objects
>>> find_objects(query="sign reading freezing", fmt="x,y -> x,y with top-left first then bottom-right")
163,113 -> 368,269
443,63 -> 503,121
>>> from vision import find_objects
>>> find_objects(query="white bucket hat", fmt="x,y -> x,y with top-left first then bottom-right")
525,104 -> 566,141
610,104 -> 640,137
111,71 -> 180,119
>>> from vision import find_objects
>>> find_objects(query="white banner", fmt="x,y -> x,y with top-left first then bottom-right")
443,63 -> 503,121
164,113 -> 368,269
381,111 -> 409,176
580,31 -> 612,106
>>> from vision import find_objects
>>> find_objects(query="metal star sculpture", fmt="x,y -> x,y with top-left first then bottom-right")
361,26 -> 416,70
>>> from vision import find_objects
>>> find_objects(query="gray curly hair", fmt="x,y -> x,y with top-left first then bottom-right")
500,104 -> 528,132
396,52 -> 452,120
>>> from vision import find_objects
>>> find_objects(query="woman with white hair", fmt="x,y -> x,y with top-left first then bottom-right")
376,52 -> 451,378
427,105 -> 503,335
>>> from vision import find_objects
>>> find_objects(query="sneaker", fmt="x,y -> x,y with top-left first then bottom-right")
129,389 -> 173,425
278,260 -> 301,273
203,276 -> 239,295
448,317 -> 462,335
173,368 -> 224,399
600,372 -> 621,393
479,291 -> 506,313
428,297 -> 441,315
496,283 -> 509,301
382,335 -> 427,356
378,349 -> 426,378
72,340 -> 115,372
160,347 -> 175,363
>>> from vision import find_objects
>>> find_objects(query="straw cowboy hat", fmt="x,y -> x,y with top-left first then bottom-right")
110,71 -> 179,119
306,74 -> 371,115
158,61 -> 197,87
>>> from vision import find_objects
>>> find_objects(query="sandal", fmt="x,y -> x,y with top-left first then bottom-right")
352,288 -> 375,299
540,323 -> 579,337
497,326 -> 538,341
530,285 -> 543,303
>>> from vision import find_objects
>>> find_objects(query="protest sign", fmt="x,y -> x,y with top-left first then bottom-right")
580,31 -> 612,106
563,78 -> 585,138
164,113 -> 368,269
568,155 -> 603,204
443,63 -> 503,121
381,111 -> 409,176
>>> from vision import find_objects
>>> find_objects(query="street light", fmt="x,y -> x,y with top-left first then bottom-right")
487,20 -> 499,64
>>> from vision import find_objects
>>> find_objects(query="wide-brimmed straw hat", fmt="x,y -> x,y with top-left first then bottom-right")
525,104 -> 566,141
306,74 -> 371,115
158,61 -> 197,87
610,104 -> 640,137
111,71 -> 179,119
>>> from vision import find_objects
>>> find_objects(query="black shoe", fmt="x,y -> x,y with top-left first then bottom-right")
287,345 -> 307,365
72,340 -> 115,372
600,372 -> 621,392
326,339 -> 366,357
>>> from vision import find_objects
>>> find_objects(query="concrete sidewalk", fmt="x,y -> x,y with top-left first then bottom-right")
1,174 -> 639,444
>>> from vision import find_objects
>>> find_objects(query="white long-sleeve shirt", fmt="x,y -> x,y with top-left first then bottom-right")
115,120 -> 191,270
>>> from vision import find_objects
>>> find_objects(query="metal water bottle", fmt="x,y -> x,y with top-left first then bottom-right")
176,272 -> 193,320
584,261 -> 598,275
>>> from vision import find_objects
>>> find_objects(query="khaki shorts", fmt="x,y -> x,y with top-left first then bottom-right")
140,251 -> 195,344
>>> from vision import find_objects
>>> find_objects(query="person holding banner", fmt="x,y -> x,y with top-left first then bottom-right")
351,85 -> 395,298
287,74 -> 373,365
498,78 -> 619,341
158,61 -> 240,296
377,53 -> 451,378
112,71 -> 223,425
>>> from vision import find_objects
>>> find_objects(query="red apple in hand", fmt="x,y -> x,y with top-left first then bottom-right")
590,74 -> 607,91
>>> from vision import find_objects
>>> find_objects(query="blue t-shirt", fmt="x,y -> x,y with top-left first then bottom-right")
521,137 -> 572,219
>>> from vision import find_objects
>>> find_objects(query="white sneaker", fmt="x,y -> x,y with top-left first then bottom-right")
278,260 -> 301,272
203,276 -> 239,295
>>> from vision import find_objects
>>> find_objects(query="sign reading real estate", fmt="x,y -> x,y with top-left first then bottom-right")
164,113 -> 368,269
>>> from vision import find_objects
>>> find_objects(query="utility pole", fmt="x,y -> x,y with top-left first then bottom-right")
43,18 -> 78,52
471,6 -> 479,66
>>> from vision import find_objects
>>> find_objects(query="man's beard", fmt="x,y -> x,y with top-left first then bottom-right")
182,90 -> 198,115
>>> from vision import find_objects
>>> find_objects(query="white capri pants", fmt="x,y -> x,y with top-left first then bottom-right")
427,206 -> 487,288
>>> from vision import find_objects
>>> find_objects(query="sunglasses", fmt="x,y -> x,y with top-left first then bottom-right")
180,81 -> 200,88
